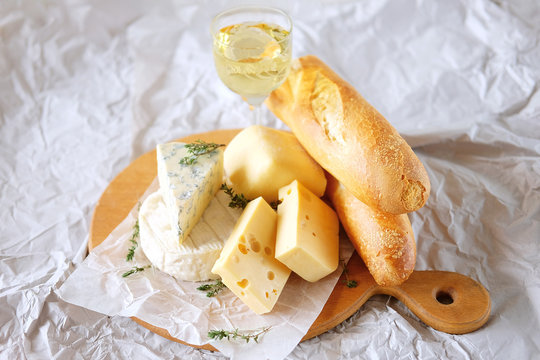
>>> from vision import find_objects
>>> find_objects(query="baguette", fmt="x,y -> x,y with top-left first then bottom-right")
326,173 -> 416,286
266,55 -> 430,214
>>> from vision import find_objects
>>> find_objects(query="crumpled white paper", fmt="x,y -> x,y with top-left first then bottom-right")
2,0 -> 540,359
56,178 -> 354,360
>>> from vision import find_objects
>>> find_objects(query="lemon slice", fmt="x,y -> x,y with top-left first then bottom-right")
220,23 -> 282,62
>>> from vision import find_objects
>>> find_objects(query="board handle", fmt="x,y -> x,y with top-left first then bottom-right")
377,271 -> 491,334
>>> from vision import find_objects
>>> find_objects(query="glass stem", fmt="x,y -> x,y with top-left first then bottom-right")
252,105 -> 262,126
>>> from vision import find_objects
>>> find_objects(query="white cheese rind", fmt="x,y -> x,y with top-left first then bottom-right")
139,191 -> 242,281
156,142 -> 224,244
211,197 -> 291,314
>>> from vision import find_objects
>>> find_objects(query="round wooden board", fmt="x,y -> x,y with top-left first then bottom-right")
89,128 -> 370,351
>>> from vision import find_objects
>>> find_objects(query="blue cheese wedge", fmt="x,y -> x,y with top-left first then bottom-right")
156,142 -> 224,244
139,190 -> 242,281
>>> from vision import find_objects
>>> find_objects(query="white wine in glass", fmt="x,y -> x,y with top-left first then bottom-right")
211,6 -> 292,124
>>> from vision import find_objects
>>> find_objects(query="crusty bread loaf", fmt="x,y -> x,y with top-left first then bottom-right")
325,173 -> 416,286
266,55 -> 430,215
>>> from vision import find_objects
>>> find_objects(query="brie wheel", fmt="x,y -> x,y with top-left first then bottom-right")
139,190 -> 241,281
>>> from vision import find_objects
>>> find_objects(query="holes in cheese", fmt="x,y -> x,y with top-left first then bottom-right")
238,243 -> 248,254
211,197 -> 291,315
275,180 -> 340,282
248,235 -> 261,252
237,279 -> 249,288
223,125 -> 327,203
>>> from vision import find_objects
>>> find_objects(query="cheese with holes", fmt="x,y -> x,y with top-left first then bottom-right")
157,142 -> 223,244
211,197 -> 291,314
275,180 -> 339,282
223,125 -> 326,203
139,190 -> 242,281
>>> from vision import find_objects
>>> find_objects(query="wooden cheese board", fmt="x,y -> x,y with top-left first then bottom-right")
89,129 -> 491,351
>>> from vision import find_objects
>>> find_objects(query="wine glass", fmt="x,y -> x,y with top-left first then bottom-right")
211,6 -> 293,125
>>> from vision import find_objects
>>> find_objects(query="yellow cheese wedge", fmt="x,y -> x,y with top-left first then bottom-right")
223,125 -> 327,203
211,197 -> 291,315
275,180 -> 339,282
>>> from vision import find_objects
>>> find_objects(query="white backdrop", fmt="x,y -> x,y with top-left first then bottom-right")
1,0 -> 539,359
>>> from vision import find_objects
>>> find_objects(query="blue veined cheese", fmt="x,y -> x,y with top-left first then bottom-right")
139,190 -> 242,281
156,142 -> 224,244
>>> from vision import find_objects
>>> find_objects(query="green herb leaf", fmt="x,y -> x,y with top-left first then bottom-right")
220,183 -> 250,209
197,279 -> 227,297
207,329 -> 230,341
341,259 -> 358,288
126,203 -> 142,262
179,140 -> 225,165
126,219 -> 140,262
269,199 -> 282,210
126,246 -> 136,262
122,265 -> 150,278
208,327 -> 271,343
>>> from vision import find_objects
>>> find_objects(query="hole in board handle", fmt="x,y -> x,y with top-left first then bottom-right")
435,290 -> 454,305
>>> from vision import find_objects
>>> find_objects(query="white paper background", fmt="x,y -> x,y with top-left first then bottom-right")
1,0 -> 539,359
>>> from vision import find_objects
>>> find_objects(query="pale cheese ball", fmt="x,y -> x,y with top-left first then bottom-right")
224,125 -> 327,203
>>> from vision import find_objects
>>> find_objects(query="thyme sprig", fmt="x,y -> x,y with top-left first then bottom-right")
220,183 -> 250,209
208,326 -> 271,343
341,259 -> 358,288
179,140 -> 225,165
220,183 -> 282,211
197,279 -> 227,297
126,219 -> 140,262
122,265 -> 151,278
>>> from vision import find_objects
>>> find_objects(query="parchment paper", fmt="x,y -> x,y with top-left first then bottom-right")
56,179 -> 354,360
1,0 -> 539,359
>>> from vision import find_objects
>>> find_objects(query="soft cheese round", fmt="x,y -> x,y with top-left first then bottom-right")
139,190 -> 241,282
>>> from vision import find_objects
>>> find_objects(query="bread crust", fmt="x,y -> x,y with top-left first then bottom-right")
266,55 -> 430,214
326,174 -> 416,286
